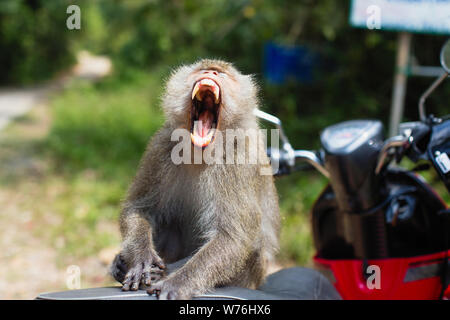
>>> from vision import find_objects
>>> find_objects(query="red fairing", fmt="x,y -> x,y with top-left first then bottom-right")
314,250 -> 450,300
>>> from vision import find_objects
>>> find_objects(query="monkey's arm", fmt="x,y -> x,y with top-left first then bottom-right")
113,206 -> 166,291
112,129 -> 175,290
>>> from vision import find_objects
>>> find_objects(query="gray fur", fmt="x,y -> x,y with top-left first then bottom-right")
111,59 -> 280,299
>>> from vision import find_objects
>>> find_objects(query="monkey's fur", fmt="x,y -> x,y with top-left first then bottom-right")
110,59 -> 280,299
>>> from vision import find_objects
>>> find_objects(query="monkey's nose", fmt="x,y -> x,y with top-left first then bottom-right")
203,70 -> 218,76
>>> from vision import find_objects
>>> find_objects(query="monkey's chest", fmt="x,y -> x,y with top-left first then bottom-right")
153,174 -> 216,261
153,199 -> 213,262
157,165 -> 217,219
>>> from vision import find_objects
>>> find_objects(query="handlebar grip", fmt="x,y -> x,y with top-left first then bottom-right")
267,147 -> 290,176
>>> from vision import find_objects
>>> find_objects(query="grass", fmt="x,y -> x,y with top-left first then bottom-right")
47,72 -> 165,178
43,69 -> 166,259
276,172 -> 328,265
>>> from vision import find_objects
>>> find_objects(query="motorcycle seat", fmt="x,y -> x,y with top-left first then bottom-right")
36,267 -> 341,300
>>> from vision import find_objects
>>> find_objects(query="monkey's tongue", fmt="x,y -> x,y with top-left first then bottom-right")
197,110 -> 213,137
191,111 -> 215,147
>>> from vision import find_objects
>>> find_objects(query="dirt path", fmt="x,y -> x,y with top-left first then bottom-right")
0,52 -> 115,299
0,88 -> 48,131
0,51 -> 111,132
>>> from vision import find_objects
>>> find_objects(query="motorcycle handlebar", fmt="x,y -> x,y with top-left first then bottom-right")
269,120 -> 432,178
268,147 -> 329,178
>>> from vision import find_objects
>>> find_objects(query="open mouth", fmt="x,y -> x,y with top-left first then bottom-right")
190,78 -> 221,148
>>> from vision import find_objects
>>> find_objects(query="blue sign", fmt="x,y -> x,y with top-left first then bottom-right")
263,42 -> 319,84
350,0 -> 450,35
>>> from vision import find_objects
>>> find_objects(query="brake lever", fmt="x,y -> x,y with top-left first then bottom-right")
395,135 -> 414,163
375,135 -> 410,174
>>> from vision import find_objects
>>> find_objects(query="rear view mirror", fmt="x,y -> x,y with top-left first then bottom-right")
440,39 -> 450,74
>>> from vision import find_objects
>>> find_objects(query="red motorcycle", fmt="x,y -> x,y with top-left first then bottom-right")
260,38 -> 450,300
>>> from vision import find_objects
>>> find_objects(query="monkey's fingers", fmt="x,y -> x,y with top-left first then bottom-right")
141,261 -> 165,286
147,281 -> 181,300
122,268 -> 143,291
151,256 -> 166,270
121,279 -> 131,291
150,265 -> 165,274
122,277 -> 140,291
147,283 -> 161,297
142,271 -> 152,286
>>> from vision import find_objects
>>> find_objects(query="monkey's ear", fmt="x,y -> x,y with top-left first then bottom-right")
247,74 -> 259,86
243,74 -> 259,98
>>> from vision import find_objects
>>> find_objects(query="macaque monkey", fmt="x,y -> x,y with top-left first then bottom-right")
110,59 -> 280,299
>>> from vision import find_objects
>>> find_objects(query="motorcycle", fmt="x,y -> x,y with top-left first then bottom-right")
258,38 -> 450,300
37,40 -> 450,301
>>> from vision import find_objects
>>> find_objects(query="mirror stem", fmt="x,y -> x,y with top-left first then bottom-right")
419,71 -> 448,121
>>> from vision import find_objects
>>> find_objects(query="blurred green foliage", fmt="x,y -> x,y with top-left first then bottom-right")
47,71 -> 164,177
0,0 -> 78,84
45,71 -> 165,257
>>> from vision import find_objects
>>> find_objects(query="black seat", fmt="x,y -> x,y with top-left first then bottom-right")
36,267 -> 341,300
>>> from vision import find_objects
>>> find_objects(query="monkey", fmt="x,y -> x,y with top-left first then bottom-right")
110,59 -> 280,299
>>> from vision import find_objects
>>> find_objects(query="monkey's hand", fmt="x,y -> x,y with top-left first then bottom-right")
147,276 -> 196,300
111,252 -> 166,291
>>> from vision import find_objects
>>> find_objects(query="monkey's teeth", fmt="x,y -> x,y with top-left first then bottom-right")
199,79 -> 220,103
192,82 -> 201,100
215,91 -> 219,103
207,128 -> 215,140
191,122 -> 216,147
191,132 -> 214,147
191,79 -> 220,103
193,120 -> 198,135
